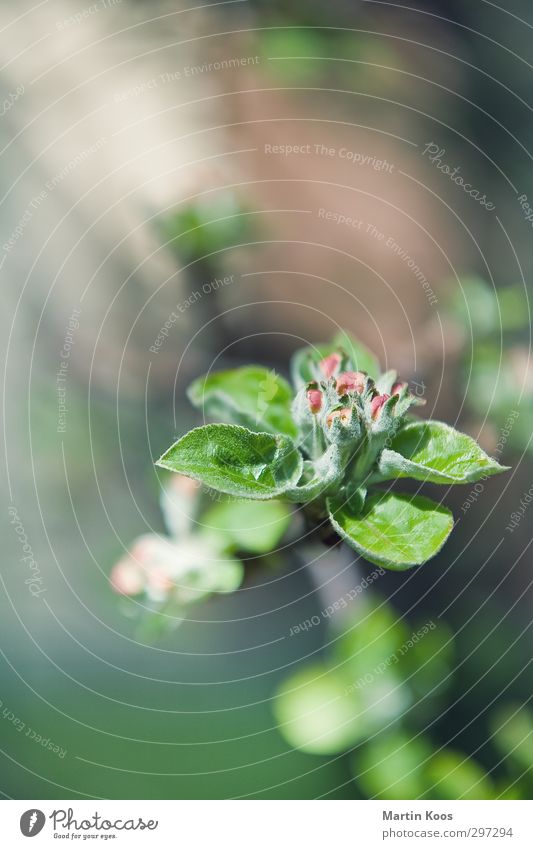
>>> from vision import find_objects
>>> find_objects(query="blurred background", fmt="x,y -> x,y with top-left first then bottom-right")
1,0 -> 532,799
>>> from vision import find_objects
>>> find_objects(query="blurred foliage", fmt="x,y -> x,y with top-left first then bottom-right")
275,593 -> 532,799
444,276 -> 533,455
160,191 -> 255,268
275,595 -> 452,758
112,476 -> 291,641
491,704 -> 533,777
255,26 -> 406,95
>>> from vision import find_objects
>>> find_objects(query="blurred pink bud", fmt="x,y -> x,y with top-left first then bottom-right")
371,394 -> 390,420
336,371 -> 366,395
307,388 -> 323,414
319,353 -> 342,379
327,407 -> 352,427
129,535 -> 162,565
391,381 -> 408,397
110,559 -> 145,596
146,568 -> 174,596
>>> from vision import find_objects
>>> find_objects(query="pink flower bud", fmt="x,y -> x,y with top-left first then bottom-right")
391,381 -> 408,397
307,388 -> 323,414
371,394 -> 390,420
319,353 -> 342,379
336,371 -> 366,395
110,559 -> 145,596
327,407 -> 353,428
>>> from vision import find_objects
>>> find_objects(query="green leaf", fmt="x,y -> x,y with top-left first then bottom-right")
328,491 -> 454,570
285,444 -> 344,503
201,499 -> 292,553
187,367 -> 297,438
377,420 -> 508,484
291,330 -> 380,389
157,425 -> 303,500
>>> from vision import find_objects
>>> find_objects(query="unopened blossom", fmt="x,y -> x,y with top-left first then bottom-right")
307,388 -> 323,414
336,371 -> 366,395
327,407 -> 353,427
391,381 -> 408,396
371,394 -> 390,420
319,353 -> 342,379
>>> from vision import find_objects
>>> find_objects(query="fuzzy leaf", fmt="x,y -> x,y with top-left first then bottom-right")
375,369 -> 398,394
378,420 -> 508,484
157,425 -> 303,499
187,367 -> 297,438
285,444 -> 344,503
328,491 -> 454,570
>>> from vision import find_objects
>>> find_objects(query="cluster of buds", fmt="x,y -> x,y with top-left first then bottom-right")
289,345 -> 424,474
